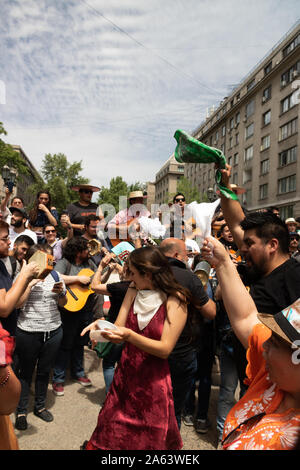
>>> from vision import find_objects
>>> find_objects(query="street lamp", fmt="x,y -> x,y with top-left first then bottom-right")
1,165 -> 17,192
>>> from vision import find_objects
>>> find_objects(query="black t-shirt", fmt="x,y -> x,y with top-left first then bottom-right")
249,257 -> 300,315
167,257 -> 209,358
66,202 -> 98,236
0,260 -> 18,336
106,281 -> 131,323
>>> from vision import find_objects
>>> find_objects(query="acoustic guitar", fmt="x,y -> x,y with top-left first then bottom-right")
109,217 -> 139,247
64,268 -> 95,312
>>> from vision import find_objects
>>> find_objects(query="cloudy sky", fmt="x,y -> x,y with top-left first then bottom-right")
1,0 -> 299,194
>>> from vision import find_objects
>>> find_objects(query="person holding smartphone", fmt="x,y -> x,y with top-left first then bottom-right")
14,244 -> 67,431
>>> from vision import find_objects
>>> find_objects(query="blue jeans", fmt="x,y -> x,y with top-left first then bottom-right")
216,340 -> 247,440
102,343 -> 123,393
168,351 -> 197,429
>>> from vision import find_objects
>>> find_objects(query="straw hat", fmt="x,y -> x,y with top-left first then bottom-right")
71,184 -> 100,192
128,191 -> 144,199
257,298 -> 300,345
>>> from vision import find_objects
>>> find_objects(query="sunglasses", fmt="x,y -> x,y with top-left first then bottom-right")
290,237 -> 299,241
81,190 -> 93,194
45,230 -> 56,234
175,198 -> 185,203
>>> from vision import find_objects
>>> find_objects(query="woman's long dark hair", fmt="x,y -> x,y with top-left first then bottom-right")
128,246 -> 190,305
29,190 -> 52,226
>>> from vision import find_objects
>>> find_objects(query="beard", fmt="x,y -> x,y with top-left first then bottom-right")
11,219 -> 23,228
244,253 -> 269,281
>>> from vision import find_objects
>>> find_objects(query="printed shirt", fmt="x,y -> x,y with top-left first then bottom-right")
222,323 -> 300,450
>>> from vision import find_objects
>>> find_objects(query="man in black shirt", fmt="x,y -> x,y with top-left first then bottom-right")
66,184 -> 103,237
160,238 -> 216,428
220,166 -> 300,314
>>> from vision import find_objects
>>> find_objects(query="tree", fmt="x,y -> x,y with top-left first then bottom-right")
28,153 -> 89,213
166,176 -> 208,204
0,122 -> 29,178
97,177 -> 146,212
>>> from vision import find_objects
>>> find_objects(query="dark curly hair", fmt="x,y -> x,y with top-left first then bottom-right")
62,237 -> 89,264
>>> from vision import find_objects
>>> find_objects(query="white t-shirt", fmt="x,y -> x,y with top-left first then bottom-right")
9,227 -> 38,245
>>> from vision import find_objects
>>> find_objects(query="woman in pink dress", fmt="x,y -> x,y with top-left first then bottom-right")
81,246 -> 190,450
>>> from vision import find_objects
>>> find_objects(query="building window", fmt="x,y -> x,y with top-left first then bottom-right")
215,130 -> 219,142
234,153 -> 239,165
279,117 -> 298,141
245,123 -> 254,139
233,172 -> 238,184
235,112 -> 240,125
264,61 -> 272,75
278,174 -> 296,194
280,93 -> 295,114
262,110 -> 271,126
178,165 -> 185,172
243,169 -> 252,184
244,145 -> 253,161
230,117 -> 234,130
242,189 -> 252,206
245,99 -> 255,119
261,134 -> 270,151
283,33 -> 300,58
247,79 -> 256,91
262,85 -> 272,103
228,156 -> 232,166
280,60 -> 300,87
259,183 -> 268,200
280,205 -> 294,220
279,146 -> 297,167
229,136 -> 233,149
235,133 -> 239,145
222,125 -> 226,137
260,159 -> 269,175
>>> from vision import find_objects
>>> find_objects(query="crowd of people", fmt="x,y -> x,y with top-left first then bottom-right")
0,168 -> 300,451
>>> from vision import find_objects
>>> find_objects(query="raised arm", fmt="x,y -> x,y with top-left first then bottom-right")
219,165 -> 245,251
201,236 -> 259,349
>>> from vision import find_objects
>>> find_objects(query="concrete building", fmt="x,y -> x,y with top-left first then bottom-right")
184,21 -> 300,219
154,154 -> 185,205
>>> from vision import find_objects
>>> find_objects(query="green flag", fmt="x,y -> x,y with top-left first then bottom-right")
174,129 -> 238,200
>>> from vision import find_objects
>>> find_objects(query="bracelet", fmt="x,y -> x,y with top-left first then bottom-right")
0,368 -> 10,386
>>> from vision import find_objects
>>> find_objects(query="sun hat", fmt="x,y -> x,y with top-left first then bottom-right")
71,184 -> 100,192
258,298 -> 300,345
128,191 -> 144,199
285,217 -> 296,224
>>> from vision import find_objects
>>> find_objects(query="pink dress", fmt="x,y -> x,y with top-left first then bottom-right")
86,303 -> 182,450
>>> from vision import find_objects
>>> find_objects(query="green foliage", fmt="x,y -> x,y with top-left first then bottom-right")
166,176 -> 206,204
0,122 -> 29,177
97,177 -> 145,211
27,153 -> 89,213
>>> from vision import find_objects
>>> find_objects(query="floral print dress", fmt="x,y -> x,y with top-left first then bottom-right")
222,324 -> 300,450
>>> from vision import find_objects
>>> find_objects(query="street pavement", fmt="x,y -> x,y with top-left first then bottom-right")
12,347 -> 220,451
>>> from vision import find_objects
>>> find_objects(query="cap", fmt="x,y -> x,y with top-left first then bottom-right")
9,207 -> 28,219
